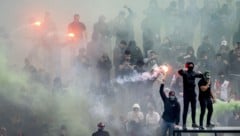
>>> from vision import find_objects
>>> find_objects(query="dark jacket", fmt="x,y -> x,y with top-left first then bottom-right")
198,78 -> 213,100
92,129 -> 110,136
197,41 -> 215,60
159,84 -> 180,125
127,41 -> 143,64
97,57 -> 112,81
178,69 -> 202,97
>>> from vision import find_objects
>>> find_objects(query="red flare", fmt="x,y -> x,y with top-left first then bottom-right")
161,65 -> 169,73
33,21 -> 41,26
67,33 -> 75,38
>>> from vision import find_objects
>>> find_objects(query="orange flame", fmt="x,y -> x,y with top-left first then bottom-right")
161,65 -> 169,73
33,21 -> 41,26
67,33 -> 75,38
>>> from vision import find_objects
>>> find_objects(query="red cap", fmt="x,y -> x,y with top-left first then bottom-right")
97,122 -> 105,128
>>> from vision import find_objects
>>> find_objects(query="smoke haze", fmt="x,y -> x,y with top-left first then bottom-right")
0,0 -> 240,135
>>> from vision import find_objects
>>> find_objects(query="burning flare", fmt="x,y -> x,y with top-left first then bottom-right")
160,65 -> 169,73
33,21 -> 41,26
115,64 -> 170,84
67,33 -> 75,38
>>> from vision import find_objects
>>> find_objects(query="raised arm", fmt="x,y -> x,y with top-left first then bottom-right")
178,69 -> 184,76
195,72 -> 203,78
159,83 -> 167,102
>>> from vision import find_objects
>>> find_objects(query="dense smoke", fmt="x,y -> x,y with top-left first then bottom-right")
0,0 -> 240,135
0,45 -> 94,135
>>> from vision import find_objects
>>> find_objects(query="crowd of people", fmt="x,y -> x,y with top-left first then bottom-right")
1,0 -> 240,136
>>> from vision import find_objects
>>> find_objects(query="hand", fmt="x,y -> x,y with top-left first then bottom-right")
157,76 -> 165,84
174,125 -> 181,129
212,98 -> 216,103
183,54 -> 191,59
156,73 -> 166,83
161,73 -> 167,81
179,92 -> 183,97
183,67 -> 188,71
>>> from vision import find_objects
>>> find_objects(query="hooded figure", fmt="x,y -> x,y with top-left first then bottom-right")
158,79 -> 180,136
127,103 -> 144,136
178,62 -> 203,129
127,103 -> 144,123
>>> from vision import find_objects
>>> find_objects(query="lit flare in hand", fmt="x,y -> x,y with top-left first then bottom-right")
160,65 -> 169,73
33,21 -> 41,26
67,33 -> 75,38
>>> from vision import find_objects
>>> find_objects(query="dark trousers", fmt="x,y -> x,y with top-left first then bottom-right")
182,96 -> 197,125
199,98 -> 213,126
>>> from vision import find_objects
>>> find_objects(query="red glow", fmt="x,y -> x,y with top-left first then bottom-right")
67,33 -> 75,38
33,21 -> 41,26
161,65 -> 169,73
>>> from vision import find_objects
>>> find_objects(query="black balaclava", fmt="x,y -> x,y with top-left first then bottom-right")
186,62 -> 194,71
169,91 -> 176,101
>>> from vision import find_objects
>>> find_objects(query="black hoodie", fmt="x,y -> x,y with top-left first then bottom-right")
92,129 -> 110,136
178,63 -> 203,97
159,84 -> 180,125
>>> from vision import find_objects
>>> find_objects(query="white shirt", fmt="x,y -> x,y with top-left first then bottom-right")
127,111 -> 144,123
220,80 -> 230,101
146,111 -> 160,125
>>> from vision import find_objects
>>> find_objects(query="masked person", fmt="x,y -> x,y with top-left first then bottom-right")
92,122 -> 110,136
158,77 -> 180,136
178,62 -> 203,129
198,71 -> 215,129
